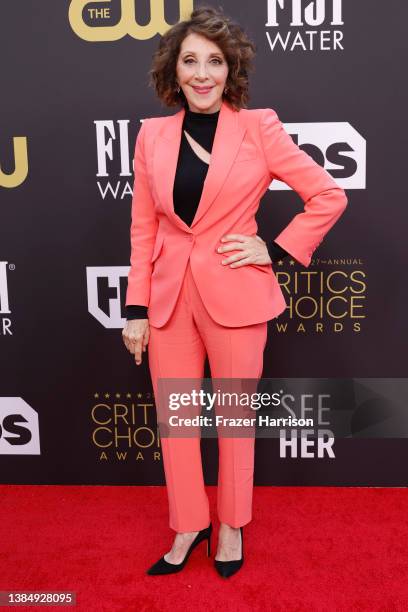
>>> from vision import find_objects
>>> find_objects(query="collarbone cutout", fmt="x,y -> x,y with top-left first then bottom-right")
183,130 -> 211,164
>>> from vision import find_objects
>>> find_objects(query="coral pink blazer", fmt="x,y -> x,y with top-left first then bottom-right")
125,99 -> 348,328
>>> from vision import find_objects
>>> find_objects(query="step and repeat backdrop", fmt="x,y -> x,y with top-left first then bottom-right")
1,1 -> 407,484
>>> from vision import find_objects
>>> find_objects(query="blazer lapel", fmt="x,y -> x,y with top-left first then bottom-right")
153,99 -> 247,230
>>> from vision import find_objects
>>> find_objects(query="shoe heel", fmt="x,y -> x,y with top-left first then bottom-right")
206,533 -> 211,557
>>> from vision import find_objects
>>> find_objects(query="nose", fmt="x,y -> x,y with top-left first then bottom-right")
195,63 -> 209,79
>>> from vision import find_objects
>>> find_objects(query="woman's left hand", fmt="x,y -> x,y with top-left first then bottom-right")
217,234 -> 271,268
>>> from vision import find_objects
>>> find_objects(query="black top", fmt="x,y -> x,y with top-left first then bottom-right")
126,107 -> 289,320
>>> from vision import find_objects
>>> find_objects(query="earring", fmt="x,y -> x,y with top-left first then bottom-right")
176,85 -> 180,93
224,86 -> 228,94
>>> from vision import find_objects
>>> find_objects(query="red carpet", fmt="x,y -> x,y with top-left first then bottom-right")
1,485 -> 407,611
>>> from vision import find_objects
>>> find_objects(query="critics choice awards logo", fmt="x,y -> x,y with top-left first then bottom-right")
91,391 -> 161,463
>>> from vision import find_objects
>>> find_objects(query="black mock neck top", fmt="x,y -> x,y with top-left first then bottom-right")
173,107 -> 219,226
126,107 -> 289,320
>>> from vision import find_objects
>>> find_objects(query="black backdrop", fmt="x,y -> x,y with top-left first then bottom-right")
1,1 -> 407,484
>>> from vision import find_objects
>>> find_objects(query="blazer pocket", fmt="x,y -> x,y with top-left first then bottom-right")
150,234 -> 164,263
250,262 -> 273,274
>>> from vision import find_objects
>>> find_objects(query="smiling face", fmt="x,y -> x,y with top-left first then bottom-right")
175,32 -> 229,114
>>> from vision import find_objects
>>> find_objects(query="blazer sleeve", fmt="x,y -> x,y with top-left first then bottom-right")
125,118 -> 159,307
259,108 -> 348,267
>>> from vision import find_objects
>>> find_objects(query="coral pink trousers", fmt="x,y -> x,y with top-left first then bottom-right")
148,260 -> 268,532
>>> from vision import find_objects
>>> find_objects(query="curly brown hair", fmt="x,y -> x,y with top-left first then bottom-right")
148,5 -> 257,111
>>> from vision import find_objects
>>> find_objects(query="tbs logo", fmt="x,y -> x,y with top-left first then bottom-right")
0,398 -> 41,455
271,121 -> 365,191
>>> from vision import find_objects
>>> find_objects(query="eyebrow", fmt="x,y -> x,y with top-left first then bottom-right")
181,51 -> 223,57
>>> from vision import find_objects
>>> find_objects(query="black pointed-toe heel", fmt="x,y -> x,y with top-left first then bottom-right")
146,522 -> 212,575
214,526 -> 244,578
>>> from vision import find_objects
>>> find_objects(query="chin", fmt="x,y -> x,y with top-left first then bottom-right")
189,97 -> 221,111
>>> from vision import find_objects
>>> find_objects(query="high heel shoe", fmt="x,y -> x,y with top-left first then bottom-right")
214,526 -> 244,578
146,522 -> 212,575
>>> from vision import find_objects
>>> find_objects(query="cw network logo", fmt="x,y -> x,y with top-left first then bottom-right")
271,120 -> 366,191
87,266 -> 129,328
69,0 -> 193,41
266,0 -> 344,52
0,138 -> 28,188
0,398 -> 41,455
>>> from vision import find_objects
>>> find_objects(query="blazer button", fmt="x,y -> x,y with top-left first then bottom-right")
187,235 -> 194,241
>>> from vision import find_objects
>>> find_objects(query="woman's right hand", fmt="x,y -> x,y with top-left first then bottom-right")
122,319 -> 150,366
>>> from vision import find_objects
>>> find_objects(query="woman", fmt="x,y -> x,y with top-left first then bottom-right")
122,6 -> 348,578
